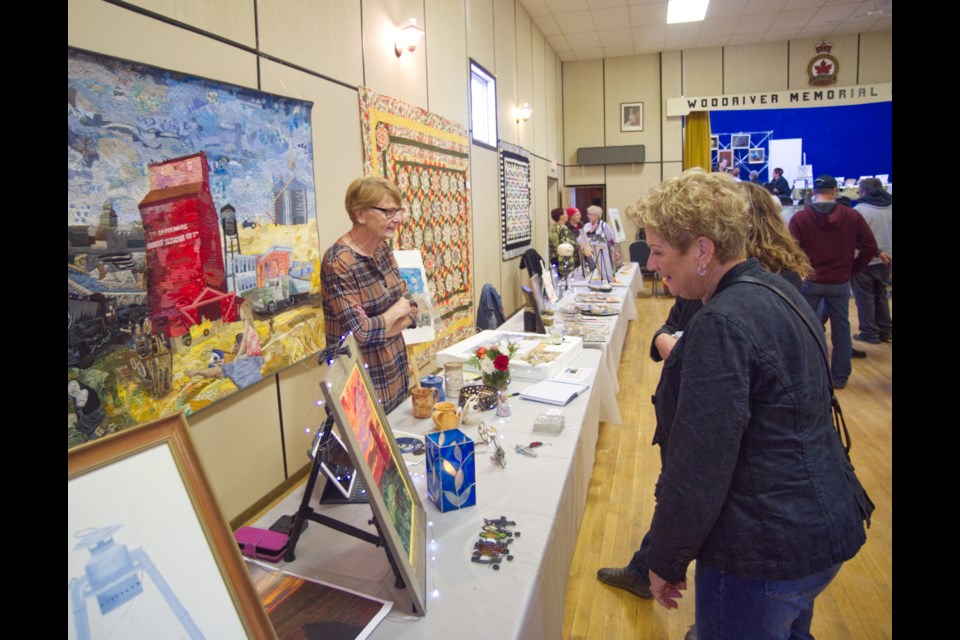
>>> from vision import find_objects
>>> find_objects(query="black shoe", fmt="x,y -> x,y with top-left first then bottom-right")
833,379 -> 847,389
853,333 -> 881,344
880,335 -> 892,343
851,348 -> 867,358
597,566 -> 653,599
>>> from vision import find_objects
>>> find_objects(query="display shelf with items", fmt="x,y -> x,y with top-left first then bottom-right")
436,330 -> 583,381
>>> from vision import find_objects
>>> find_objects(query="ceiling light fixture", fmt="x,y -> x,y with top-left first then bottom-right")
395,18 -> 424,58
667,0 -> 709,24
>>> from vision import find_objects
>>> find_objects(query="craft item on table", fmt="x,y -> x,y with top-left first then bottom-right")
444,361 -> 464,399
534,412 -> 566,434
419,373 -> 446,401
411,386 -> 440,419
515,444 -> 537,458
575,292 -> 623,304
425,428 -> 476,512
588,281 -> 614,292
577,303 -> 620,316
476,421 -> 506,469
466,339 -> 519,391
395,437 -> 425,456
471,516 -> 521,570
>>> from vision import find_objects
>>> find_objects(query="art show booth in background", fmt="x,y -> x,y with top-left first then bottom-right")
709,101 -> 892,187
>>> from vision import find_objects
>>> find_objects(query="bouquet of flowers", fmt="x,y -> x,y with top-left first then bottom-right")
466,340 -> 519,391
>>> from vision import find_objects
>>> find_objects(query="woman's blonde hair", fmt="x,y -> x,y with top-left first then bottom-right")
627,169 -> 750,264
740,182 -> 813,280
344,176 -> 403,224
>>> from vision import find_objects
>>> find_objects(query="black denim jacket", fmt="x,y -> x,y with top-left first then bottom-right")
646,259 -> 870,584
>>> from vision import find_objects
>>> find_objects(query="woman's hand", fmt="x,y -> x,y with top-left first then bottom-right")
649,570 -> 686,610
654,333 -> 678,360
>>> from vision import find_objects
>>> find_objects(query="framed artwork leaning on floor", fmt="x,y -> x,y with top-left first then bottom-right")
67,413 -> 276,639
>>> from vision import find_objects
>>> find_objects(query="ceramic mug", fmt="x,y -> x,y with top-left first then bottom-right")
411,387 -> 440,419
432,401 -> 459,430
420,374 -> 446,401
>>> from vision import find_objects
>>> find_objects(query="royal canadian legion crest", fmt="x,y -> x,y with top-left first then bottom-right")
807,40 -> 839,86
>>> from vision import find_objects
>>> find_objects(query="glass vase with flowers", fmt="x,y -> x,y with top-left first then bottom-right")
466,340 -> 519,392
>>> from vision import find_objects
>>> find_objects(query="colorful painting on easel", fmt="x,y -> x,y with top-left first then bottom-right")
67,48 -> 323,447
340,366 -> 415,561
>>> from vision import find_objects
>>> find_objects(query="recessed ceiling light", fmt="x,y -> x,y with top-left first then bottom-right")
667,0 -> 709,24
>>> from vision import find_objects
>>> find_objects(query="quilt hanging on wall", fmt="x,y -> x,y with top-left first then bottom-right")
358,87 -> 474,371
67,48 -> 323,448
498,140 -> 533,260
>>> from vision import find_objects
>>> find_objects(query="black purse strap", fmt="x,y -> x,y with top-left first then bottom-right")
732,275 -> 853,458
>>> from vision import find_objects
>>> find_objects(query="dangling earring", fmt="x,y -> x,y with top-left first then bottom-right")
697,262 -> 707,276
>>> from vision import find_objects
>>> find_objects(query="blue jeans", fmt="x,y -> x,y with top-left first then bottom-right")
695,561 -> 842,640
851,264 -> 892,340
800,281 -> 852,385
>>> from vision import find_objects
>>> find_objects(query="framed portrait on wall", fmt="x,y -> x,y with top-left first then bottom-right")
68,414 -> 276,639
710,135 -> 719,150
717,149 -> 734,170
748,148 -> 766,164
731,133 -> 750,149
620,102 -> 643,132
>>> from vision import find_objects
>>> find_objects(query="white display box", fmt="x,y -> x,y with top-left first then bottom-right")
435,330 -> 584,381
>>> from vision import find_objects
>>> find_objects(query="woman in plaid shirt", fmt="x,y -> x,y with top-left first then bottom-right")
321,177 -> 419,413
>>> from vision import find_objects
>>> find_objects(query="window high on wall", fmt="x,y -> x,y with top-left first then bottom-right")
470,60 -> 497,149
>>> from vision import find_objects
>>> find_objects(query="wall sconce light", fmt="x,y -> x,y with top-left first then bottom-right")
395,18 -> 424,58
514,103 -> 532,123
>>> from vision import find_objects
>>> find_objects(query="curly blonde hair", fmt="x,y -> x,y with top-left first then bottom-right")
626,169 -> 750,264
740,182 -> 813,280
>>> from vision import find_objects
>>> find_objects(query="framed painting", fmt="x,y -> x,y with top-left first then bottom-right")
68,414 -> 276,639
319,334 -> 428,616
620,102 -> 643,132
731,133 -> 750,149
710,135 -> 719,150
717,149 -> 734,171
748,148 -> 766,164
394,250 -> 436,346
608,208 -> 627,243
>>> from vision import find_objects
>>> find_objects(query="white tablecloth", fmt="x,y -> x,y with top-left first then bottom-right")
251,349 -> 610,640
564,261 -> 642,299
500,285 -> 635,422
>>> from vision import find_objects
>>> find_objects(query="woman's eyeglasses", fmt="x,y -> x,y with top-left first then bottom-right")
370,206 -> 405,219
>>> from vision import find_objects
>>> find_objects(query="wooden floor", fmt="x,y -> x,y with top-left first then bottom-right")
562,286 -> 893,640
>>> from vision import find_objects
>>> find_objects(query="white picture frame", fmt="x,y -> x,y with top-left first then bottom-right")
608,208 -> 627,243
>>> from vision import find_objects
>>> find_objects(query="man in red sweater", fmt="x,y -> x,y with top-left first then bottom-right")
788,175 -> 877,389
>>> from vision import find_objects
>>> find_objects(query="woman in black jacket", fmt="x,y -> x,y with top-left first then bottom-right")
598,170 -> 872,639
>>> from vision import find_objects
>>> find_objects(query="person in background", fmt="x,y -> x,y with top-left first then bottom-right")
749,170 -> 762,185
320,176 -> 418,413
770,167 -> 791,198
851,177 -> 892,344
566,206 -> 593,269
583,205 -> 623,270
598,169 -> 873,639
549,207 -> 578,274
788,175 -> 877,389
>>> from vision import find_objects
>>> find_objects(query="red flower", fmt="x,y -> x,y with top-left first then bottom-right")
476,347 -> 487,358
494,354 -> 510,371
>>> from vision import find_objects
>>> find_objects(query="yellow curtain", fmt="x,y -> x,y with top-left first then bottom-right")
683,111 -> 712,171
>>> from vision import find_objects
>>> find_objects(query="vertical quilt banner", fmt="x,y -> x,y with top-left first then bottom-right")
357,88 -> 474,371
498,140 -> 532,260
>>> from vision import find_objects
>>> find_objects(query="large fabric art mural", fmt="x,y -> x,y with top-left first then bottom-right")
67,48 -> 323,448
357,87 -> 474,371
498,140 -> 532,260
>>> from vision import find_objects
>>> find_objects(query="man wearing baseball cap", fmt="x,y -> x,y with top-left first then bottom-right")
788,175 -> 878,389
